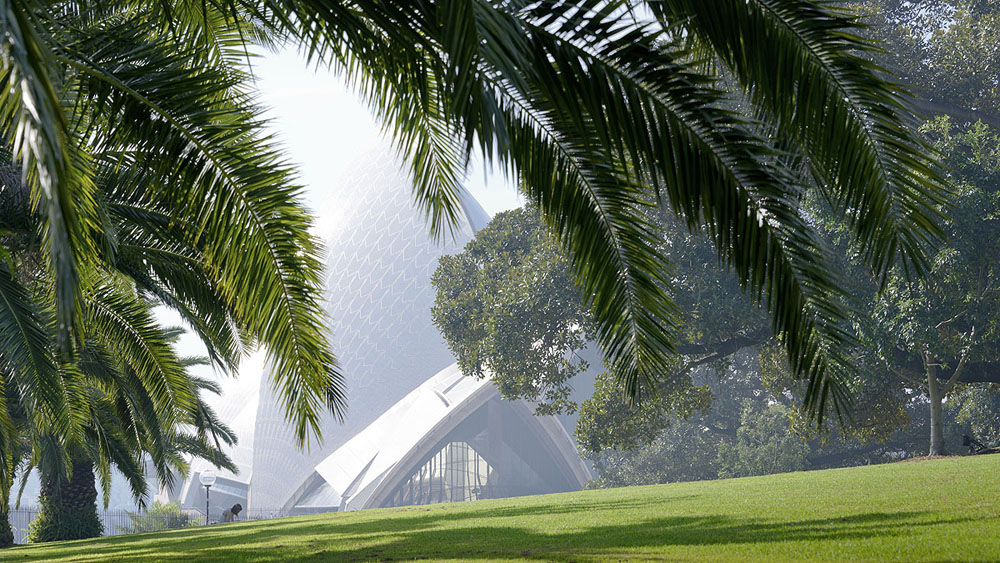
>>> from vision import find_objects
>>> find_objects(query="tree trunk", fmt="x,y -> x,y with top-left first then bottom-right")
0,506 -> 13,548
927,362 -> 946,457
28,457 -> 103,542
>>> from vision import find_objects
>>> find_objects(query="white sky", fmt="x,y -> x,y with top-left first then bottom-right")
254,49 -> 523,223
172,49 -> 523,410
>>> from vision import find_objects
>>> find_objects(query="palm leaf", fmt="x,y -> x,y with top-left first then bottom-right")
84,278 -> 195,422
0,2 -> 98,353
0,261 -> 73,436
649,0 -> 950,278
55,19 -> 343,444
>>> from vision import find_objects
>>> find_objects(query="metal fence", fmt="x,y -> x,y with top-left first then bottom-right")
9,508 -> 37,545
8,506 -> 292,545
242,508 -> 288,521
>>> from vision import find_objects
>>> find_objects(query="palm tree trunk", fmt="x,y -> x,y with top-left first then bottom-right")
0,506 -> 13,548
29,457 -> 103,542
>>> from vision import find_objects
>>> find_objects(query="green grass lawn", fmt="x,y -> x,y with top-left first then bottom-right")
5,455 -> 999,562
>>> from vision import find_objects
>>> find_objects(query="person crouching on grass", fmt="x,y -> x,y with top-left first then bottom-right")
223,503 -> 243,522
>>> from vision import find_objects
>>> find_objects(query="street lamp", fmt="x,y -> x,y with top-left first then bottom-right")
199,470 -> 217,525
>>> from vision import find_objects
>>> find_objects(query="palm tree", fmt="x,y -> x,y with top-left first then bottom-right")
23,363 -> 238,543
0,4 -> 341,448
0,350 -> 237,544
0,161 -> 238,542
0,0 -> 948,432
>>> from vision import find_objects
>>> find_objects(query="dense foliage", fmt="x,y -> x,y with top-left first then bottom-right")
433,207 -> 766,417
850,117 -> 1000,455
432,209 -> 593,415
829,0 -> 1000,455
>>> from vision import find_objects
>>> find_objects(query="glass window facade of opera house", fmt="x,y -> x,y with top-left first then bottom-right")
155,143 -> 593,518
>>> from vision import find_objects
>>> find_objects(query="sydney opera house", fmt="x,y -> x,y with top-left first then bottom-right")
158,146 -> 590,516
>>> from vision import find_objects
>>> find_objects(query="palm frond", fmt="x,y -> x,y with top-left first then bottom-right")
171,432 -> 238,474
0,2 -> 98,353
55,20 -> 343,443
110,209 -> 246,371
0,0 -> 950,434
0,261 -> 72,435
77,339 -> 174,489
84,278 -> 195,422
354,0 -> 860,413
83,397 -> 151,508
649,0 -> 950,279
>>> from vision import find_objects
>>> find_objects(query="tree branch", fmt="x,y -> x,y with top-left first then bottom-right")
673,330 -> 770,357
942,327 -> 975,396
908,97 -> 1000,129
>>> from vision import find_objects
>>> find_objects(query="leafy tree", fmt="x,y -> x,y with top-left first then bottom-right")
433,207 -> 828,480
433,200 -> 999,486
580,352 -> 810,487
716,405 -> 811,478
584,417 -> 722,488
432,208 -> 592,415
582,355 -> 753,487
817,1 -> 1000,455
0,0 -> 951,420
844,118 -> 1000,456
853,0 -> 1000,126
952,384 -> 1000,448
580,346 -> 972,488
434,206 -> 767,417
603,0 -> 1000,464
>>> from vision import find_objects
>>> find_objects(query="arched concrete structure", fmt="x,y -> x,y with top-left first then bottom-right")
284,363 -> 590,513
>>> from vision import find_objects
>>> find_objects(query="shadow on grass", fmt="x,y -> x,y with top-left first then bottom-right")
292,510 -> 959,563
5,500 -> 963,563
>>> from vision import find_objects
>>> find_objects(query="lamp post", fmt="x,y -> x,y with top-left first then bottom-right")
199,470 -> 217,525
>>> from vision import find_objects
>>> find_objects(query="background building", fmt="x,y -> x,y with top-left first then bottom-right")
166,145 -> 590,519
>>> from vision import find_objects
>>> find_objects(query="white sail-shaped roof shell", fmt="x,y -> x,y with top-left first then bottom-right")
287,363 -> 590,513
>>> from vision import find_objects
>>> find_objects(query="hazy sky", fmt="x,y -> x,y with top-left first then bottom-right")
254,49 -> 523,223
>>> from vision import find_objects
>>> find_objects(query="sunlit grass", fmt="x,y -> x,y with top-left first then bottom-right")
5,455 -> 998,562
